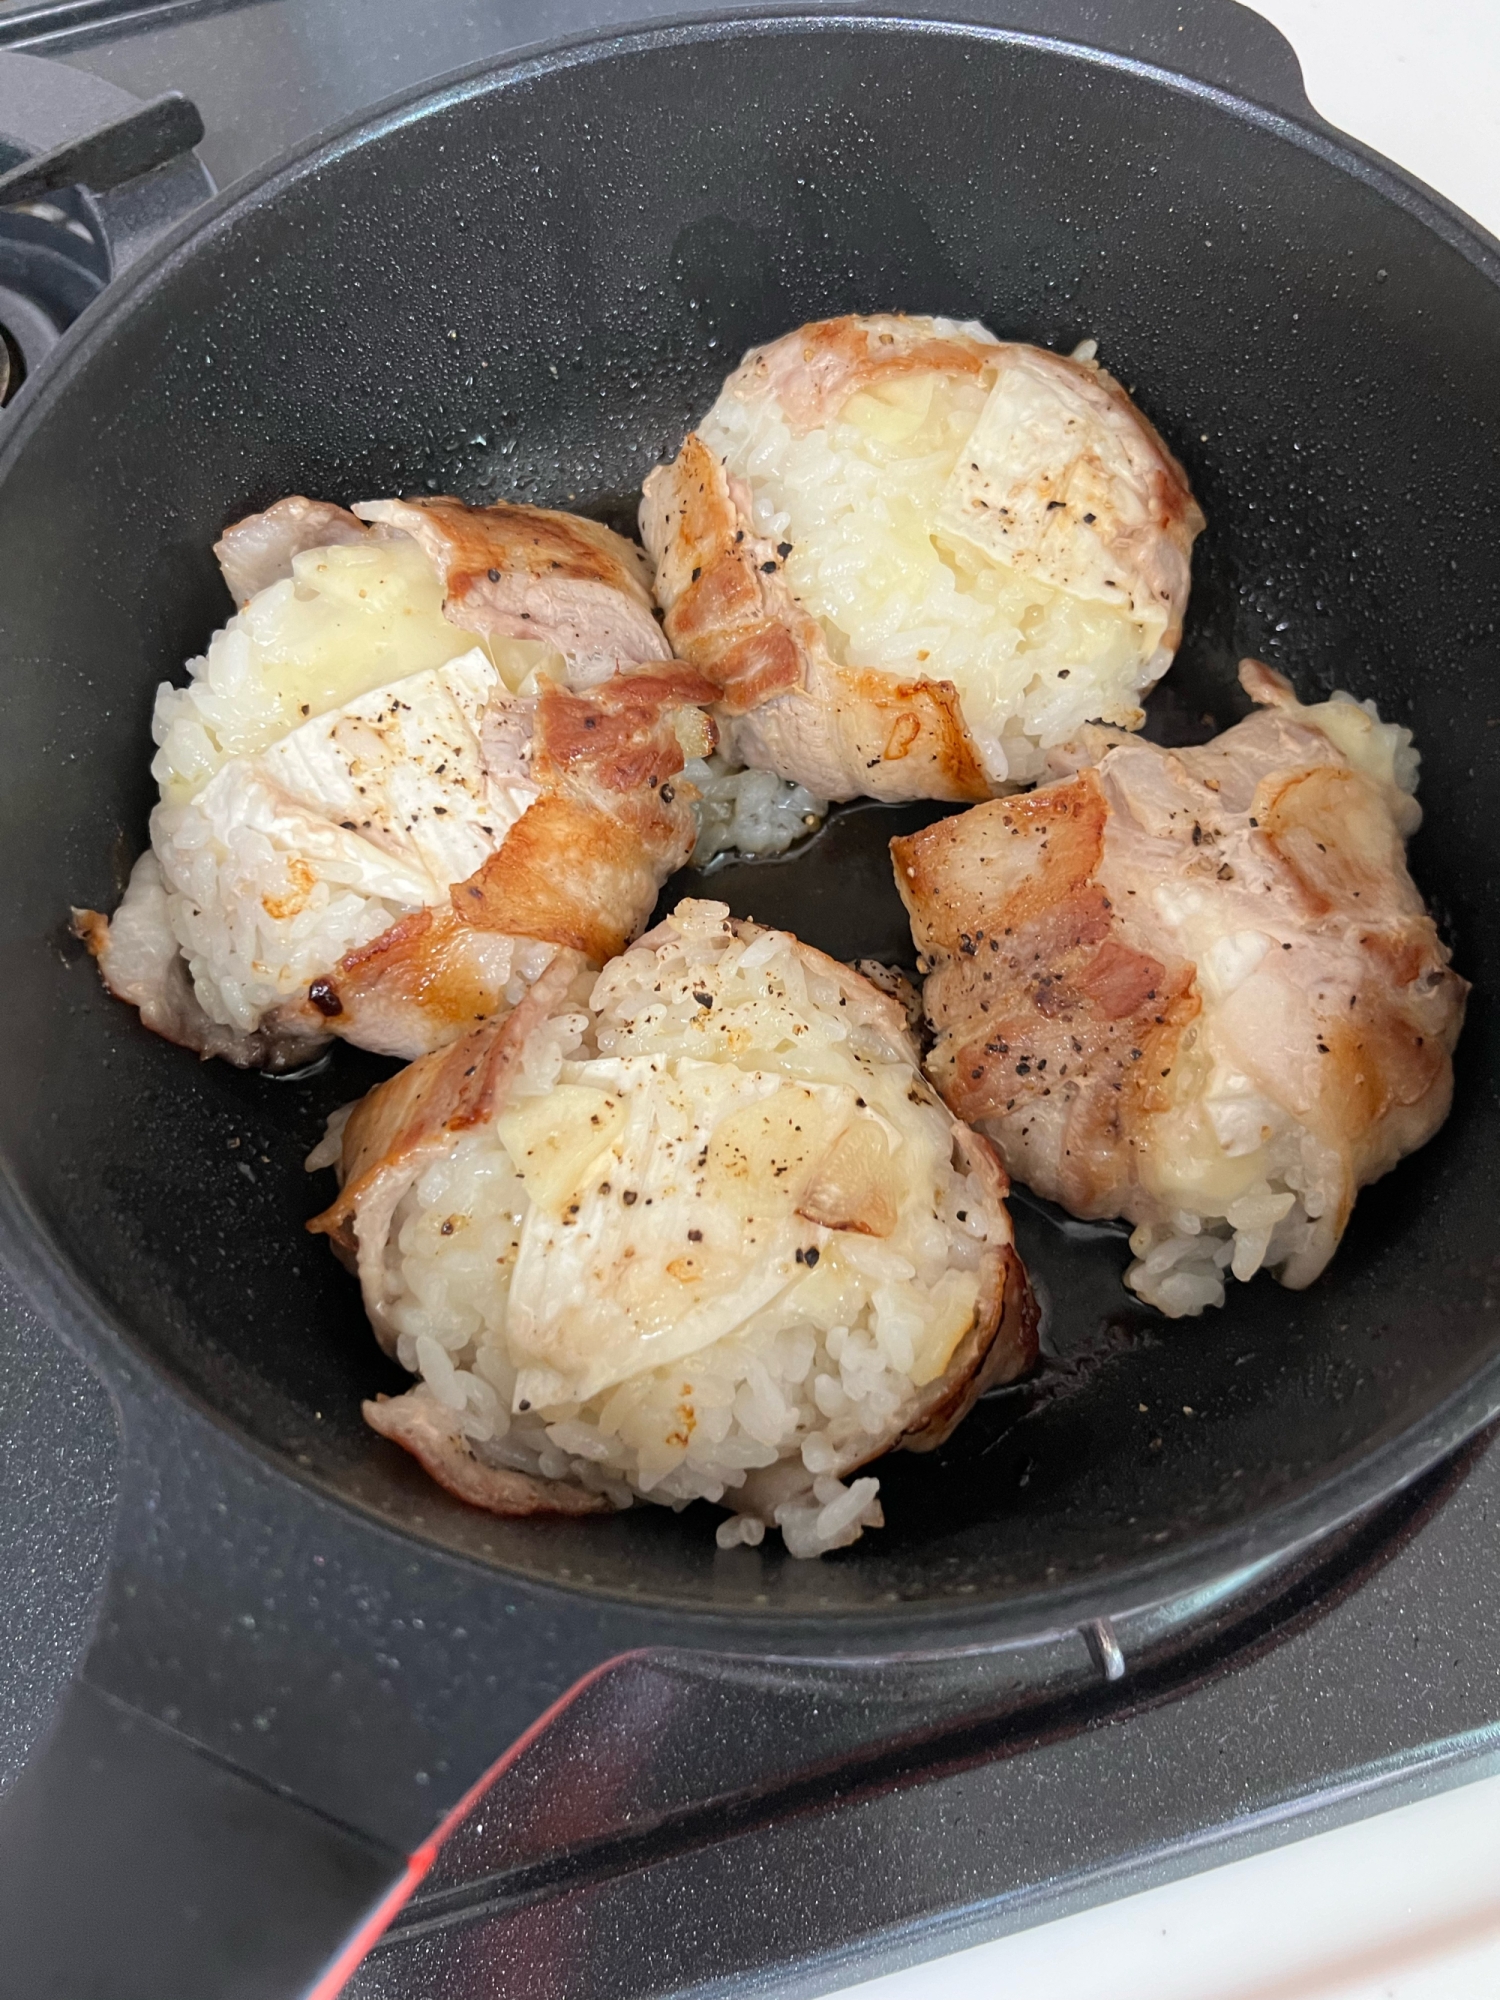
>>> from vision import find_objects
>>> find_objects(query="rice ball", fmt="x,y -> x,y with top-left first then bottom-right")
75,495 -> 713,1068
642,313 -> 1204,802
310,899 -> 1038,1555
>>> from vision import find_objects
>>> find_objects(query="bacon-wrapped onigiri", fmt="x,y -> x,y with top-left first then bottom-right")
642,314 -> 1203,804
308,900 -> 1037,1555
894,662 -> 1467,1316
74,494 -> 715,1068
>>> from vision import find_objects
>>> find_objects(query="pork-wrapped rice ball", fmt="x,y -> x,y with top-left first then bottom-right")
641,314 -> 1204,804
74,494 -> 715,1068
308,899 -> 1037,1555
893,661 -> 1467,1316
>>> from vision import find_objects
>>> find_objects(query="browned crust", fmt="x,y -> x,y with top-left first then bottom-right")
893,776 -> 1201,1219
894,772 -> 1108,948
315,905 -> 437,1007
71,908 -> 108,958
736,314 -> 995,435
834,667 -> 991,802
642,436 -> 993,801
269,906 -> 530,1052
531,667 -> 720,791
395,493 -> 652,600
645,435 -> 991,798
452,792 -> 669,963
363,1390 -> 616,1517
443,673 -> 715,962
270,668 -> 715,1042
307,951 -> 586,1255
643,434 -> 812,713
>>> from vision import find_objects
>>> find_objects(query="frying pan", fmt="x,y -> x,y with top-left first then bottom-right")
2,4 -> 1500,1991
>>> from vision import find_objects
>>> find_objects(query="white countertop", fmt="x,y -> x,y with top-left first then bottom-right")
843,1767 -> 1500,1999
1253,0 -> 1500,231
828,4 -> 1500,1994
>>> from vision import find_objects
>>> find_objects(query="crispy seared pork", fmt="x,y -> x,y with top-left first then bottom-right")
75,496 -> 714,1068
309,901 -> 1037,1553
893,661 -> 1467,1314
642,314 -> 1203,802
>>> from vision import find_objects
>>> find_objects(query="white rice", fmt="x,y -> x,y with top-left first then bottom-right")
1126,1182 -> 1323,1318
1120,980 -> 1350,1317
700,372 -> 1147,788
152,536 -> 487,806
682,752 -> 828,867
142,530 -> 803,1029
364,903 -> 1003,1555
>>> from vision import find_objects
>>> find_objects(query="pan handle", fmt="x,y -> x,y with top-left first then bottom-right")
0,1675 -> 407,2000
0,1350 -> 630,1999
895,0 -> 1319,123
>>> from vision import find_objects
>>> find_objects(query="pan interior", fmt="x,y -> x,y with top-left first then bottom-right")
2,20 -> 1499,1624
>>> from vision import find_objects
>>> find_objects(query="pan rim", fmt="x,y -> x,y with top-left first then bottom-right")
5,1146 -> 1496,1654
3,7 -> 1499,1644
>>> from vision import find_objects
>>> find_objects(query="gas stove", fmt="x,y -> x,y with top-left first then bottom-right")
2,8 -> 1499,1999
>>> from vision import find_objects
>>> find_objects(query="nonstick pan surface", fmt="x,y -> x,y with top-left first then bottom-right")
3,12 -> 1500,1639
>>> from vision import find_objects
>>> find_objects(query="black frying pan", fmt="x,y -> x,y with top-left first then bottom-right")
2,7 -> 1500,1990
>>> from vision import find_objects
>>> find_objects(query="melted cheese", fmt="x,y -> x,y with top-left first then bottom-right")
490,950 -> 981,1411
153,536 -> 487,804
936,353 -> 1165,641
495,1085 -> 628,1213
150,652 -> 539,1026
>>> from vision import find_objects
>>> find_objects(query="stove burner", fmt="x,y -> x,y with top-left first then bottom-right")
0,190 -> 106,394
0,319 -> 20,404
0,52 -> 212,417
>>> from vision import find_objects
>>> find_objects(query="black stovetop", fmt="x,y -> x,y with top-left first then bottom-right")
2,6 -> 1499,1998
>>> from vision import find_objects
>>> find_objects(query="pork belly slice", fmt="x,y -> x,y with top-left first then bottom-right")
78,493 -> 713,1067
642,313 -> 1203,802
309,904 -> 1038,1554
893,660 -> 1467,1315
